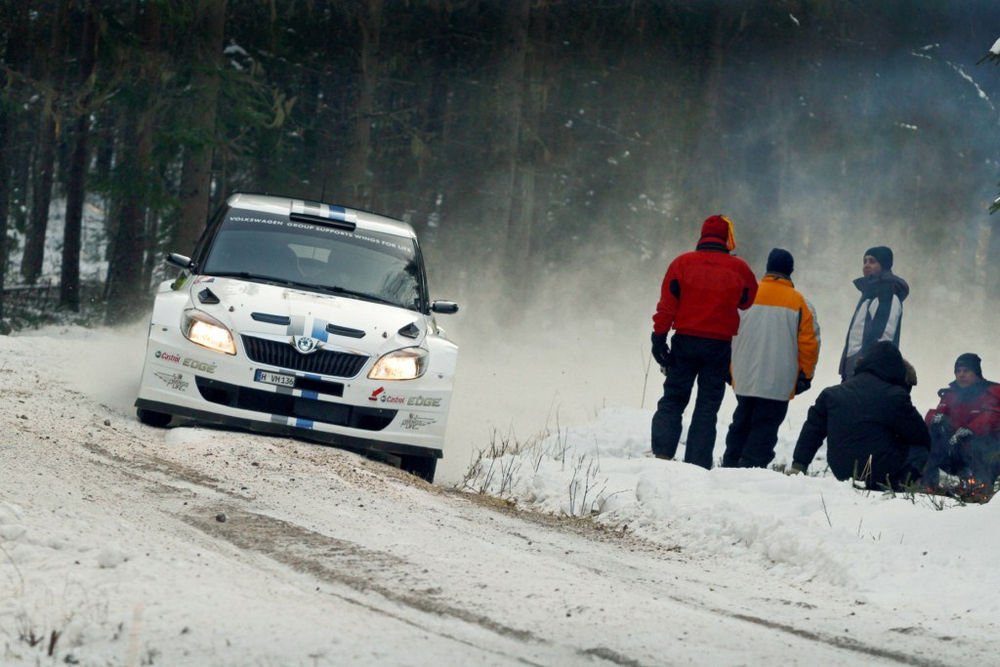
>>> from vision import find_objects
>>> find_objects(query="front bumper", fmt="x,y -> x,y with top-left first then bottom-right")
134,397 -> 441,460
135,327 -> 451,460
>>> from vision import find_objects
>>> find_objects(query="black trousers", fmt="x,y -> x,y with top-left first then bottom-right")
925,423 -> 1000,490
722,395 -> 789,469
924,422 -> 959,487
650,334 -> 731,469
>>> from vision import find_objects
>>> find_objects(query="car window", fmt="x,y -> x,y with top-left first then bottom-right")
201,211 -> 424,311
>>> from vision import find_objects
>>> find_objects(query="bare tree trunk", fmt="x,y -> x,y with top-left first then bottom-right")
472,0 -> 530,280
173,0 -> 227,256
1,2 -> 33,323
692,10 -> 727,209
506,1 -> 547,298
60,1 -> 98,311
986,219 -> 1000,301
672,7 -> 729,228
9,130 -> 30,236
498,0 -> 529,258
22,105 -> 56,285
343,0 -> 383,207
1,3 -> 34,244
105,1 -> 161,325
22,0 -> 67,285
141,207 -> 157,290
0,105 -> 7,325
106,112 -> 155,325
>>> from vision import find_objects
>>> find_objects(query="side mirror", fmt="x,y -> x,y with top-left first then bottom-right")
431,300 -> 459,315
166,253 -> 194,270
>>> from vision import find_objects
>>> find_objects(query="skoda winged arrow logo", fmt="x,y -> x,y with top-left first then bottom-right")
291,335 -> 323,355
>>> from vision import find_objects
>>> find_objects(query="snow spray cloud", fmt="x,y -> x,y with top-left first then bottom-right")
430,5 -> 1000,482
15,322 -> 151,417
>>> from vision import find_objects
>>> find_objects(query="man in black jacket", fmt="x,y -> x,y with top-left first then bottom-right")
791,341 -> 929,490
839,246 -> 910,381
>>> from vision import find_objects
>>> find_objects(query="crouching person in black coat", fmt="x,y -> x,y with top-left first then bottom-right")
790,341 -> 930,490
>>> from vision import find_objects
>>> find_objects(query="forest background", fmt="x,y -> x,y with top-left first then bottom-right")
2,0 -> 1000,331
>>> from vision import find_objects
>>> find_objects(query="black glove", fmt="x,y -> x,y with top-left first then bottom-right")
929,414 -> 951,441
650,332 -> 670,368
949,427 -> 973,447
794,371 -> 812,395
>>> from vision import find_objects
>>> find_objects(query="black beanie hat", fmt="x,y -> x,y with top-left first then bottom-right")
864,246 -> 894,272
766,248 -> 794,276
955,353 -> 983,377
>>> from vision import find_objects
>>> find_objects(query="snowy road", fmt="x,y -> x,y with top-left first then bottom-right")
0,328 -> 990,665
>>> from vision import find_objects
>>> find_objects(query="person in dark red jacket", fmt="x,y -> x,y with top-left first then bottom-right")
650,214 -> 758,469
791,341 -> 930,490
923,353 -> 1000,497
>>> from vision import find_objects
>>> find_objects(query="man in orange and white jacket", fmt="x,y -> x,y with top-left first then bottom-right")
722,248 -> 821,468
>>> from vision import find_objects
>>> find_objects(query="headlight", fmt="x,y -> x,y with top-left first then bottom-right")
368,347 -> 427,380
182,310 -> 236,355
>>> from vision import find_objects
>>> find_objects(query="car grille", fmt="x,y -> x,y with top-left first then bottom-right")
196,377 -> 396,431
241,335 -> 368,377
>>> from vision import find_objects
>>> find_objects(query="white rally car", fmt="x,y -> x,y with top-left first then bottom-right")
135,193 -> 459,481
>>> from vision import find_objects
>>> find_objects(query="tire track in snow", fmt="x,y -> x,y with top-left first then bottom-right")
183,504 -> 652,666
70,411 -> 948,666
79,432 -> 649,665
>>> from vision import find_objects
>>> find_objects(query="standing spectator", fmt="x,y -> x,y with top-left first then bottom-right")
923,353 -> 1000,498
650,214 -> 758,469
791,341 -> 929,490
839,246 -> 909,381
722,248 -> 820,468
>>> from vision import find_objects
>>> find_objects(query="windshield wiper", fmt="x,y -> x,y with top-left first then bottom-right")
206,271 -> 323,292
206,272 -> 406,307
318,285 -> 401,307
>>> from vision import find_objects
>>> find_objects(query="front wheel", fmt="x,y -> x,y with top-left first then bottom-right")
136,407 -> 172,428
400,455 -> 437,483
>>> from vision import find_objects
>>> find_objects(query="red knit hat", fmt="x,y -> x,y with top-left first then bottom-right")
700,214 -> 736,251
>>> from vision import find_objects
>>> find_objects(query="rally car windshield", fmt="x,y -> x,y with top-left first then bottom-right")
201,211 -> 425,311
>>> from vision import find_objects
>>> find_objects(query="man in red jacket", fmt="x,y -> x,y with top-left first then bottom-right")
923,353 -> 1000,497
650,214 -> 758,469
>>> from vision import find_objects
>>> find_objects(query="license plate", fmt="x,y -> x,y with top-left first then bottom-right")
254,369 -> 296,388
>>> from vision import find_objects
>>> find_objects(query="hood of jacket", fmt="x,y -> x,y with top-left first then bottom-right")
696,214 -> 735,252
943,378 -> 999,401
854,341 -> 907,387
853,270 -> 909,301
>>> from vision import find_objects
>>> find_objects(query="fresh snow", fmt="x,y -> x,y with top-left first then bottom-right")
464,403 -> 1000,611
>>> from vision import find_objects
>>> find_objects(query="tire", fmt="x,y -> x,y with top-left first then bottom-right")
400,455 -> 437,483
136,407 -> 172,428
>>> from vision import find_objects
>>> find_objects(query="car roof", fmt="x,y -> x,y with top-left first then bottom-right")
226,192 -> 417,239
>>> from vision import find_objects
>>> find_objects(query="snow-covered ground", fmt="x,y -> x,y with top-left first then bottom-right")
3,197 -> 998,664
1,324 -> 997,666
464,401 -> 1000,611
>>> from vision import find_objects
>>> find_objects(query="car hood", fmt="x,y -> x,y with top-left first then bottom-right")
189,276 -> 428,355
